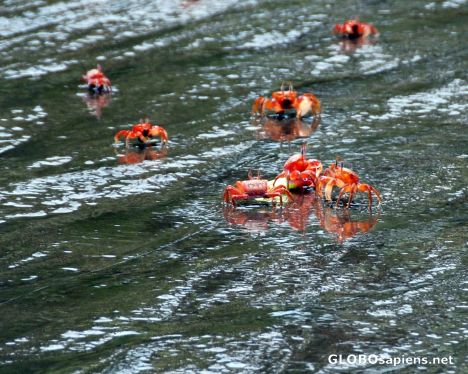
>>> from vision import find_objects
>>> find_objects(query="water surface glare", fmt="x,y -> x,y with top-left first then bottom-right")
0,0 -> 466,373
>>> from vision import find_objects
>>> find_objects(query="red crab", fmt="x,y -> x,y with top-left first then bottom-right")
316,161 -> 382,208
273,144 -> 323,190
83,65 -> 111,94
333,20 -> 378,39
114,120 -> 168,148
223,172 -> 294,206
252,83 -> 321,119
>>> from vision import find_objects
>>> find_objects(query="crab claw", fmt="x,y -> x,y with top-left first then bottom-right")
252,97 -> 266,116
148,125 -> 169,145
296,93 -> 321,118
252,96 -> 284,117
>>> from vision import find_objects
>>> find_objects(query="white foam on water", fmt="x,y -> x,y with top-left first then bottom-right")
442,0 -> 466,8
380,79 -> 467,120
356,44 -> 400,75
28,156 -> 73,169
0,105 -> 48,154
240,29 -> 302,49
0,0 -> 254,79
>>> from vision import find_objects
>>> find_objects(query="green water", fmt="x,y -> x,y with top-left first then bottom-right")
0,0 -> 466,373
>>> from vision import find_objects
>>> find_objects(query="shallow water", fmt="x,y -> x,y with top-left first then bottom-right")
0,0 -> 467,373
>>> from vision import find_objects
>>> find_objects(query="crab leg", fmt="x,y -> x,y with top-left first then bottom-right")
337,184 -> 352,208
265,191 -> 282,206
348,186 -> 356,208
357,183 -> 382,207
270,186 -> 294,203
231,194 -> 250,206
114,130 -> 130,143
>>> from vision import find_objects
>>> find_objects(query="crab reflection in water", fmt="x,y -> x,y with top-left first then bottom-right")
116,145 -> 168,165
82,93 -> 112,118
338,36 -> 378,53
223,192 -> 379,242
254,116 -> 320,143
312,196 -> 380,243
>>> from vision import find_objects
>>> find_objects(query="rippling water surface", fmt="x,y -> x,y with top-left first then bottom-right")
0,0 -> 467,373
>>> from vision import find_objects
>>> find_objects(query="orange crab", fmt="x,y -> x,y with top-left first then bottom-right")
83,65 -> 111,94
317,161 -> 382,208
333,20 -> 378,39
252,83 -> 321,119
114,120 -> 168,148
273,144 -> 323,190
223,172 -> 294,206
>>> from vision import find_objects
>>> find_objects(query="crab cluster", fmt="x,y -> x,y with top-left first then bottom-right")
225,19 -> 381,210
80,19 -> 381,211
223,145 -> 382,210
